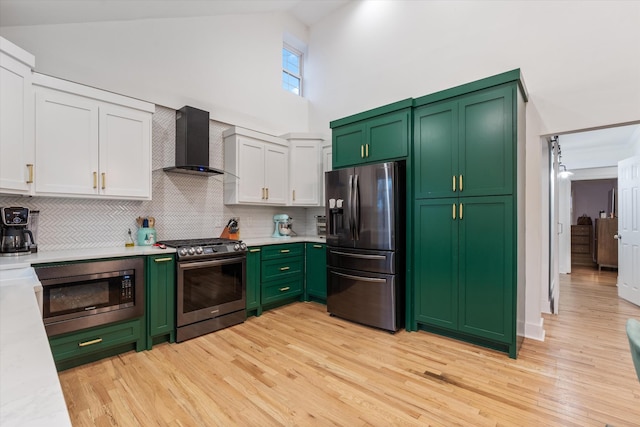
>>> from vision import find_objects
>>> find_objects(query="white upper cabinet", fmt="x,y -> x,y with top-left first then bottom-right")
282,133 -> 324,207
0,37 -> 35,195
224,126 -> 289,205
321,143 -> 332,206
33,74 -> 154,200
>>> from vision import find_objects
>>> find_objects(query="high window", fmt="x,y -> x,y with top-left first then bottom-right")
282,44 -> 302,96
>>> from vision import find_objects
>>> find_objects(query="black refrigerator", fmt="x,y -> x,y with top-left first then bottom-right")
325,161 -> 405,332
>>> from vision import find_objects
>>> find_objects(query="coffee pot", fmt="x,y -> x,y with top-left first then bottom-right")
1,207 -> 35,256
272,214 -> 294,238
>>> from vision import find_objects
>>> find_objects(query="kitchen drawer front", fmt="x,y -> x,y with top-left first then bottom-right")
261,257 -> 304,282
48,318 -> 143,362
261,243 -> 304,260
262,278 -> 303,304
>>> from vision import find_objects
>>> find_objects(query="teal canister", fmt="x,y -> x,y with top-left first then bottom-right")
137,227 -> 156,246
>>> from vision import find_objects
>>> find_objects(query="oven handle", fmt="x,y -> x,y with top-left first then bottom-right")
178,256 -> 245,271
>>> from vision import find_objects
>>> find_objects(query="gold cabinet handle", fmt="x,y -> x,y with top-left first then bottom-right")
249,248 -> 261,253
266,187 -> 269,199
280,266 -> 290,271
79,338 -> 103,347
93,171 -> 98,189
459,203 -> 463,220
101,172 -> 106,190
279,287 -> 290,292
459,174 -> 463,192
293,189 -> 296,201
154,257 -> 173,263
313,244 -> 323,248
452,204 -> 456,220
280,249 -> 290,253
26,164 -> 34,184
452,176 -> 456,192
361,145 -> 364,158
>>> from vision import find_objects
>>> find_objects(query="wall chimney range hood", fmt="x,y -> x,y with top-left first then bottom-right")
163,106 -> 224,176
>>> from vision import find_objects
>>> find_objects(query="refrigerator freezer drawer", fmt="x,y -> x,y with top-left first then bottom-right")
327,247 -> 395,274
327,267 -> 402,332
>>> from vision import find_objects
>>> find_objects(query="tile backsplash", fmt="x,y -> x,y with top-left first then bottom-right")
0,105 -> 323,251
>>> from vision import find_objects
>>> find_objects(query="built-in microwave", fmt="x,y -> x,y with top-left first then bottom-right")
35,257 -> 144,337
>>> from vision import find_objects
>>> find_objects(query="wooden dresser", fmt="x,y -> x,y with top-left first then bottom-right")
595,218 -> 618,270
571,224 -> 593,265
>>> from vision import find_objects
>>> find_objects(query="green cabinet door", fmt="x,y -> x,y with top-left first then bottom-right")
366,109 -> 410,163
414,199 -> 459,329
414,100 -> 458,199
146,254 -> 175,349
246,247 -> 262,317
305,243 -> 327,302
458,85 -> 514,197
332,122 -> 365,169
458,196 -> 514,343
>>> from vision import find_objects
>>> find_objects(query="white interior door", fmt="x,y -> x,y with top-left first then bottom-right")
549,139 -> 560,314
558,177 -> 572,274
617,156 -> 640,306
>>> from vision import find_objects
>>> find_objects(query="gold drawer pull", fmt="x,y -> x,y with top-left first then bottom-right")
452,175 -> 456,192
365,143 -> 369,157
452,204 -> 456,220
361,145 -> 364,158
266,188 -> 269,199
280,266 -> 290,271
313,245 -> 323,248
459,174 -> 463,191
154,257 -> 173,263
249,248 -> 261,253
26,164 -> 34,184
293,190 -> 296,201
459,203 -> 463,220
79,338 -> 103,347
93,171 -> 98,189
280,249 -> 290,253
101,172 -> 106,190
279,287 -> 290,292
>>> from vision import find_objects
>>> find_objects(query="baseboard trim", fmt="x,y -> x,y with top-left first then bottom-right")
525,318 -> 545,341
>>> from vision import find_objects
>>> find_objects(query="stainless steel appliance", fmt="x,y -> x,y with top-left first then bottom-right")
325,161 -> 405,332
1,207 -> 35,256
272,214 -> 294,238
35,257 -> 144,336
159,237 -> 247,342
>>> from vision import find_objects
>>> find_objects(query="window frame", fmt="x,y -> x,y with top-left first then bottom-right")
282,43 -> 303,96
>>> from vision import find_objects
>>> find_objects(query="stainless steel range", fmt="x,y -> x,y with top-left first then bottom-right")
159,238 -> 247,342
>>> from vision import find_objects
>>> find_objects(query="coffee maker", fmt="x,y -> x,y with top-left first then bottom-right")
272,214 -> 294,238
1,207 -> 35,256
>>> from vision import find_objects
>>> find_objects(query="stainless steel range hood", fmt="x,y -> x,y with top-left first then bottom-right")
163,106 -> 224,176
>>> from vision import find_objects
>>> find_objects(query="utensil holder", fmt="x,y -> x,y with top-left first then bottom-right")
137,227 -> 156,246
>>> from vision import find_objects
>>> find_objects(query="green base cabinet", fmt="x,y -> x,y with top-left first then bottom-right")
49,317 -> 145,371
412,70 -> 527,359
146,254 -> 176,349
260,243 -> 304,310
331,99 -> 412,169
305,243 -> 327,303
246,247 -> 262,317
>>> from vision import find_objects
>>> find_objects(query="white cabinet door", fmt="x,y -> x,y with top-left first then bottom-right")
264,143 -> 289,205
237,137 -> 266,203
0,41 -> 34,194
35,89 -> 99,196
289,141 -> 319,206
99,104 -> 151,199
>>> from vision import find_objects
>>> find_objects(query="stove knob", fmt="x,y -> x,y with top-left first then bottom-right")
187,247 -> 196,255
179,248 -> 188,257
240,242 -> 247,251
195,246 -> 203,254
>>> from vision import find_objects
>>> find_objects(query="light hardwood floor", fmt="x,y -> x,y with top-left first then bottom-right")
59,267 -> 640,426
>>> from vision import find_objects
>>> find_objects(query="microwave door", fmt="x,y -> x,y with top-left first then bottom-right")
326,168 -> 355,248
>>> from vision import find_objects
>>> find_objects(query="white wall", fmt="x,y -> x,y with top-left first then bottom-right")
0,13 -> 310,136
306,0 -> 639,340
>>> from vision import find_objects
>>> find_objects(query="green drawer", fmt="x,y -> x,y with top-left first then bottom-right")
49,318 -> 143,363
261,257 -> 304,282
261,243 -> 304,260
262,278 -> 303,304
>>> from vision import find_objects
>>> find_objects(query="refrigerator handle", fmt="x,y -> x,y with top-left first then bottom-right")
353,174 -> 360,240
348,174 -> 354,240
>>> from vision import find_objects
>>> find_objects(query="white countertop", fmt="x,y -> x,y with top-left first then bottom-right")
241,235 -> 326,246
0,267 -> 72,427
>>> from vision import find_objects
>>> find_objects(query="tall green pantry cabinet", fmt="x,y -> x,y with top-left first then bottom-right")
410,70 -> 527,358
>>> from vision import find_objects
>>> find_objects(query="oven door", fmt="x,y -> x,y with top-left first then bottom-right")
176,254 -> 246,327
